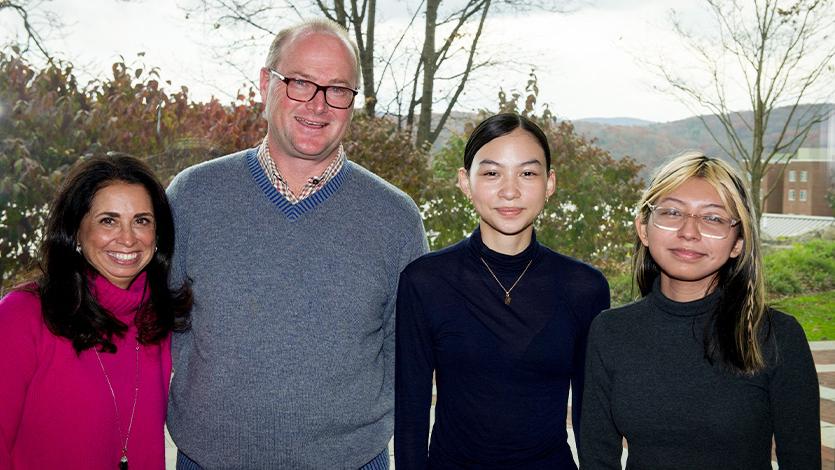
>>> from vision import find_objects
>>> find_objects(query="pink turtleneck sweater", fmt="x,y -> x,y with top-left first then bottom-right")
0,273 -> 171,469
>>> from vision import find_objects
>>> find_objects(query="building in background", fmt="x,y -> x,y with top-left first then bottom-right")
759,115 -> 834,238
760,212 -> 835,239
762,147 -> 832,216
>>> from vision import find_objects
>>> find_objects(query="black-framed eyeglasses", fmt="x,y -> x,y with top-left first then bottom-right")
647,203 -> 740,239
267,69 -> 358,109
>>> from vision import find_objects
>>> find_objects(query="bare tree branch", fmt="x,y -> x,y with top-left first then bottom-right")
375,0 -> 424,94
1,0 -> 54,63
183,0 -> 576,146
656,0 -> 835,223
429,0 -> 490,144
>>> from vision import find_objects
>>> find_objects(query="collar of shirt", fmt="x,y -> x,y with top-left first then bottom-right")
255,137 -> 346,204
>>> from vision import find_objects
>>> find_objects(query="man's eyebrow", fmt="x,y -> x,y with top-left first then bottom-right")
283,71 -> 354,87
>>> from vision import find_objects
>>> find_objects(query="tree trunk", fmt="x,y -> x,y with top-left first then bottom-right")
751,100 -> 765,223
334,0 -> 347,26
361,0 -> 376,116
416,0 -> 439,149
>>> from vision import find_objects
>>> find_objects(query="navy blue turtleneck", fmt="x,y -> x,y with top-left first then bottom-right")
394,228 -> 610,469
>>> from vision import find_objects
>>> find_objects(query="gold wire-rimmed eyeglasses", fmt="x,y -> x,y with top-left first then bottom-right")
647,203 -> 739,239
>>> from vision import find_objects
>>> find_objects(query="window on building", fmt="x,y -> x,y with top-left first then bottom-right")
800,170 -> 808,182
799,190 -> 807,201
788,170 -> 796,182
788,189 -> 796,201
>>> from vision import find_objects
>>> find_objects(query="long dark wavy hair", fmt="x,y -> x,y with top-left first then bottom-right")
633,152 -> 768,373
32,154 -> 191,354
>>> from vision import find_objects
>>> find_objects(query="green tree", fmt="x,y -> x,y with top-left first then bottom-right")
1,52 -> 88,282
0,52 -> 265,285
345,114 -> 432,203
2,56 -> 640,290
423,133 -> 479,249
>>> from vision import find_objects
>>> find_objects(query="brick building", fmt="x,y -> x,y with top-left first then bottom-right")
762,148 -> 833,216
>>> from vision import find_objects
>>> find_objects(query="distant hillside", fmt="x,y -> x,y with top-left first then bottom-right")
429,104 -> 833,179
575,117 -> 654,127
572,103 -> 833,178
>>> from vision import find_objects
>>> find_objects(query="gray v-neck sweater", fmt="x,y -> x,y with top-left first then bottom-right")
165,148 -> 428,468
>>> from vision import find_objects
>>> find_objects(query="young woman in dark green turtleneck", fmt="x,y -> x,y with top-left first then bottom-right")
580,153 -> 820,469
394,113 -> 610,469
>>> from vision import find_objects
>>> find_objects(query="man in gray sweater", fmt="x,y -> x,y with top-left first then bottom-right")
166,18 -> 428,469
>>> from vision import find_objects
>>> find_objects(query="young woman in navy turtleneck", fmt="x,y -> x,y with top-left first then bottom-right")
394,113 -> 610,469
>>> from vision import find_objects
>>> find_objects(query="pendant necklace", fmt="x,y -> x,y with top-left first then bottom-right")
94,343 -> 140,470
480,257 -> 533,305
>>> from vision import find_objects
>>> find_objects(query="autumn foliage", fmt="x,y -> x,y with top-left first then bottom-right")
0,51 -> 268,282
1,54 -> 642,287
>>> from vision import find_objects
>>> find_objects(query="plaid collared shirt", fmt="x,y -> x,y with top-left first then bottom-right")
255,137 -> 346,204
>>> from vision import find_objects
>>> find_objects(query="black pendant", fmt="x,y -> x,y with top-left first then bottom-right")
119,455 -> 128,470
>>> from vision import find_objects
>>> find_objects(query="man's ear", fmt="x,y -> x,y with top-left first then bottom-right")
259,68 -> 271,105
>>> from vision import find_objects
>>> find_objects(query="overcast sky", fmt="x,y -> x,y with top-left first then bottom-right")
1,0 -> 753,122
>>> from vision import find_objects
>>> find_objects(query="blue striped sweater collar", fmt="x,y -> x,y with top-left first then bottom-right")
247,148 -> 351,221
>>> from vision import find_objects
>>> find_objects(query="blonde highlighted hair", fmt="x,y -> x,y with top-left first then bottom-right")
633,151 -> 769,373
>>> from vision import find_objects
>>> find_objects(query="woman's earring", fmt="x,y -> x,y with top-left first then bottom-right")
75,244 -> 82,254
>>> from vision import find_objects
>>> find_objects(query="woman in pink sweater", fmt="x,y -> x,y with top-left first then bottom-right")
0,155 -> 191,469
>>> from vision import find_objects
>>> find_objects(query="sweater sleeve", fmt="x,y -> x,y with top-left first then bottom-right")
769,313 -> 821,469
166,168 -> 191,290
394,269 -> 434,470
570,270 -> 610,443
384,212 -> 429,414
166,169 -> 195,369
0,291 -> 42,465
578,316 -> 623,470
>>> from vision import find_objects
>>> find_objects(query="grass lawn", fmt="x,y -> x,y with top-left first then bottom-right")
771,290 -> 835,341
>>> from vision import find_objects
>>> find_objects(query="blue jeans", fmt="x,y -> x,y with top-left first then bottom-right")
176,447 -> 389,470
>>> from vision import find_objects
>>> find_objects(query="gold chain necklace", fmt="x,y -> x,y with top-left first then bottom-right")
94,344 -> 140,470
479,257 -> 533,305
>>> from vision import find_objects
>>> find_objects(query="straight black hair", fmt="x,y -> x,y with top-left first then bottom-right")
463,113 -> 551,171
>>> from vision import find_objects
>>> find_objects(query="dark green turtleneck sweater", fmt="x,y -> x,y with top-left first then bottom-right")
579,281 -> 820,469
